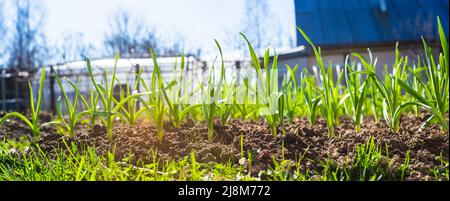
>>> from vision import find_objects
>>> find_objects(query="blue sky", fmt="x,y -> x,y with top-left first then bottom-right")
2,0 -> 296,57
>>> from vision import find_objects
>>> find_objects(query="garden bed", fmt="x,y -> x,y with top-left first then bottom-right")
1,112 -> 448,181
0,18 -> 448,181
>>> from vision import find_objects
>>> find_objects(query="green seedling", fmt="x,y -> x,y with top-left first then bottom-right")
54,68 -> 92,137
0,67 -> 58,142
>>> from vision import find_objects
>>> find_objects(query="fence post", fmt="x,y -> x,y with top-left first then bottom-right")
1,70 -> 5,111
135,64 -> 140,110
50,66 -> 56,114
235,60 -> 241,86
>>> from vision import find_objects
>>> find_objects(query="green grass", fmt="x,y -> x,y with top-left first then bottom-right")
0,134 -> 447,181
0,139 -> 258,181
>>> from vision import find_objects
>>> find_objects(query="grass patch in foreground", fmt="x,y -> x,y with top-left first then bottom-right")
0,138 -> 447,181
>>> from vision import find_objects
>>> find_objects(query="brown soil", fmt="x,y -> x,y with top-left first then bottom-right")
0,112 -> 448,181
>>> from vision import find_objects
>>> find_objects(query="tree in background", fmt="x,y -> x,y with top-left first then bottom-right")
161,32 -> 186,56
104,8 -> 188,58
0,2 -> 7,66
227,0 -> 294,56
54,32 -> 95,63
7,0 -> 49,71
104,9 -> 160,57
242,0 -> 271,52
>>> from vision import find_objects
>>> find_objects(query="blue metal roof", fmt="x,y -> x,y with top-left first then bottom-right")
295,0 -> 449,46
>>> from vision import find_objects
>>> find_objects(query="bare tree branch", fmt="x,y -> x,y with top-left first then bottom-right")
7,0 -> 48,71
226,0 -> 284,56
0,2 -> 6,65
104,9 -> 159,57
55,32 -> 95,63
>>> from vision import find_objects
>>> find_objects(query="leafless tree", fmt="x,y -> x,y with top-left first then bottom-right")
227,0 -> 288,55
0,2 -> 8,66
55,32 -> 95,63
161,32 -> 186,56
104,9 -> 160,57
7,0 -> 48,71
242,0 -> 270,52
